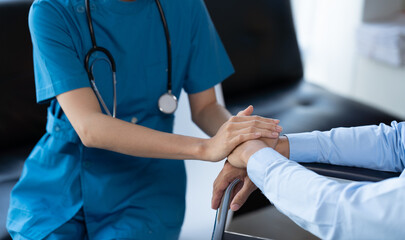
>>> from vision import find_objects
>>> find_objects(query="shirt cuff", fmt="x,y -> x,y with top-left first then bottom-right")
247,147 -> 286,190
285,132 -> 318,163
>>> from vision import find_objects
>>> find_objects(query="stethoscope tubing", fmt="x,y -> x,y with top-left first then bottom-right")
84,0 -> 173,117
155,0 -> 172,92
85,0 -> 117,117
88,57 -> 117,117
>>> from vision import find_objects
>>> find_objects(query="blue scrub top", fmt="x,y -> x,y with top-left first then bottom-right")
7,0 -> 234,239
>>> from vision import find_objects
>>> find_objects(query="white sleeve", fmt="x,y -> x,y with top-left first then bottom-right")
247,147 -> 405,240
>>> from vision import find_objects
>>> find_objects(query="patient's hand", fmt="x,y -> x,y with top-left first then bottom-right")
211,138 -> 277,211
211,107 -> 281,211
211,161 -> 257,211
228,138 -> 277,168
212,133 -> 288,211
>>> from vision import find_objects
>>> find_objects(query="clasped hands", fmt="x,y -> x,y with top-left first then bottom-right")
211,106 -> 287,212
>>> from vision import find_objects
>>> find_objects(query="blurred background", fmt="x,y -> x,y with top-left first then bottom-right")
292,0 -> 405,118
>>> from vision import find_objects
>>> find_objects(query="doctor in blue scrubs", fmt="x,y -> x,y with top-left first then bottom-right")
6,0 -> 282,239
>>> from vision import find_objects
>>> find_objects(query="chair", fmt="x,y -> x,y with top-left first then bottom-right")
204,0 -> 401,235
0,1 -> 46,239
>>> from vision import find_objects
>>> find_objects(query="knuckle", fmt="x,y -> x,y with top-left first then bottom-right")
213,185 -> 223,194
213,185 -> 219,193
223,172 -> 232,180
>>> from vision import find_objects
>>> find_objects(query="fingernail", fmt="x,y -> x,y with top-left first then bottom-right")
272,132 -> 279,137
231,204 -> 240,211
255,132 -> 261,137
276,126 -> 283,131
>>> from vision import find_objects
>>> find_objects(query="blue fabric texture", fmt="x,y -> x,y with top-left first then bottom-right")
7,0 -> 234,239
247,122 -> 405,240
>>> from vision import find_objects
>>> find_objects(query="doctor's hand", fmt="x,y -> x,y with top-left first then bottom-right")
211,161 -> 257,211
203,106 -> 282,162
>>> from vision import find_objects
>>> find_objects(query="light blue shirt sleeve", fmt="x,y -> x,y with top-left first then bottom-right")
247,122 -> 405,239
287,122 -> 405,172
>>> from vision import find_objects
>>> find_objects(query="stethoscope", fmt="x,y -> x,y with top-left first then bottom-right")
84,0 -> 178,118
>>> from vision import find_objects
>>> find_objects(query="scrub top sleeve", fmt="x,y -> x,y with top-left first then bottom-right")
183,0 -> 234,94
29,2 -> 90,104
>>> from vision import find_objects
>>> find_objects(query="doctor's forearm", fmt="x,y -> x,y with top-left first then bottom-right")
58,88 -> 278,162
81,112 -> 208,160
78,110 -> 272,162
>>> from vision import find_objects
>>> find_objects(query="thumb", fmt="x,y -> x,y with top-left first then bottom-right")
230,179 -> 257,211
237,105 -> 254,117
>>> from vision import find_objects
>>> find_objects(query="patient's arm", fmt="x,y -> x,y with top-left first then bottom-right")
213,122 -> 405,211
243,146 -> 405,240
285,123 -> 405,172
226,141 -> 405,239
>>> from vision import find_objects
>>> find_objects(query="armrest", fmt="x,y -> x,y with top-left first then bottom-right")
223,232 -> 269,240
212,179 -> 241,240
212,179 -> 272,240
301,163 -> 401,182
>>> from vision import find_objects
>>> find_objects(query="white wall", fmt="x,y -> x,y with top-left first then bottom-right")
352,0 -> 405,118
353,57 -> 405,117
291,0 -> 365,97
291,0 -> 405,119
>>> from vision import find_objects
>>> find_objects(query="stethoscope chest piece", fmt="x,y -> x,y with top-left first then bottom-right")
158,91 -> 178,114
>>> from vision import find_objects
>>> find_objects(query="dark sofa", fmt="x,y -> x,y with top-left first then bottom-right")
0,0 -> 401,239
0,0 -> 47,239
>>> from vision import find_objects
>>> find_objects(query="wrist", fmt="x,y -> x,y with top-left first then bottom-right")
197,138 -> 210,161
275,136 -> 290,158
241,150 -> 251,167
241,140 -> 268,167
